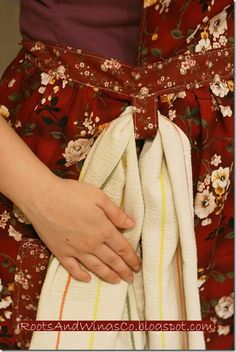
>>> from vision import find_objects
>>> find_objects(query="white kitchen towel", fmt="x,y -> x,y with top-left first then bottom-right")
29,106 -> 205,350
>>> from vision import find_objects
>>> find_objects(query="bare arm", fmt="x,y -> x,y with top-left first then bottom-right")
0,115 -> 140,283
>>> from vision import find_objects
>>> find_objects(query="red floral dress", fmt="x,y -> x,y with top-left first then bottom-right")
0,0 -> 234,350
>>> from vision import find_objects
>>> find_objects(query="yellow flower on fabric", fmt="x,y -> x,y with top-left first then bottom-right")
215,186 -> 226,197
144,0 -> 157,8
0,105 -> 10,118
152,33 -> 158,41
227,80 -> 234,92
201,30 -> 208,39
7,283 -> 14,292
160,95 -> 171,104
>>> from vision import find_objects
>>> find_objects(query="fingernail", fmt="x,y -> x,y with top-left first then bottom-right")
125,275 -> 134,284
84,276 -> 91,283
113,277 -> 121,284
134,264 -> 141,272
126,217 -> 135,227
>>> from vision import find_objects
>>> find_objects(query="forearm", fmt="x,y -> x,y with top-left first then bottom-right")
0,115 -> 56,214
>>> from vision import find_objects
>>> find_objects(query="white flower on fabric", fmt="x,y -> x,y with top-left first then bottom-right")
177,91 -> 186,99
195,38 -> 212,53
41,72 -> 53,86
197,181 -> 205,192
210,154 -> 222,167
139,87 -> 150,96
219,105 -> 233,117
211,167 -> 230,189
204,174 -> 211,186
0,296 -> 12,309
13,205 -> 31,225
63,138 -> 94,167
0,210 -> 10,229
4,310 -> 12,319
53,86 -> 60,94
217,325 -> 230,336
0,105 -> 10,118
215,293 -> 234,319
0,279 -> 3,293
209,10 -> 228,39
219,35 -> 228,46
56,65 -> 66,76
168,109 -> 176,121
212,41 -> 221,49
8,225 -> 23,242
194,189 -> 216,219
210,74 -> 229,97
31,42 -> 45,52
8,79 -> 16,88
38,86 -> 46,94
155,0 -> 171,14
101,59 -> 121,72
201,218 -> 212,226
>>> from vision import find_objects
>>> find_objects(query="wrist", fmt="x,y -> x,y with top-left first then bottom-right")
17,170 -> 59,222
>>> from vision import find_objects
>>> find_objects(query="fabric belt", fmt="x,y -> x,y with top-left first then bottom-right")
22,40 -> 233,139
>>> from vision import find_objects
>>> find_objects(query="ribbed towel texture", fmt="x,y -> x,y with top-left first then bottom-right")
29,107 -> 205,350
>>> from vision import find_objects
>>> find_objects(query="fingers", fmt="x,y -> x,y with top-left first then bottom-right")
78,253 -> 122,284
97,192 -> 135,229
105,229 -> 141,272
92,244 -> 134,283
59,256 -> 91,283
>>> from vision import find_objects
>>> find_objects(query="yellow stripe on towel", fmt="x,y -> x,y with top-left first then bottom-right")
88,279 -> 103,349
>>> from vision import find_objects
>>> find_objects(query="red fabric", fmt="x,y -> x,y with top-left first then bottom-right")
0,1 -> 234,350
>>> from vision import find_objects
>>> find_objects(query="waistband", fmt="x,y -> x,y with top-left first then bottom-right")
22,40 -> 234,139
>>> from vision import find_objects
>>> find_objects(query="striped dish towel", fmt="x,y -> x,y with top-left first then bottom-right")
29,106 -> 206,350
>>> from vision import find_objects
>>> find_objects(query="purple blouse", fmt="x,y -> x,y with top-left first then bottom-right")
20,0 -> 143,65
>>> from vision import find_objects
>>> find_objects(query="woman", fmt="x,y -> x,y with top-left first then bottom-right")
0,0 -> 234,350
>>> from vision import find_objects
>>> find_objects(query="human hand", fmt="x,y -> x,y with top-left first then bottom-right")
26,177 -> 141,284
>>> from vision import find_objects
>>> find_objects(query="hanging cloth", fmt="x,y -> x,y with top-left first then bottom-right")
29,106 -> 205,350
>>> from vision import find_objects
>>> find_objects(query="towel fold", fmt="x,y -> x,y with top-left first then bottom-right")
29,106 -> 205,350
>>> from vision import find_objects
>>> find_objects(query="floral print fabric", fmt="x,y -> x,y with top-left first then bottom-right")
0,0 -> 234,350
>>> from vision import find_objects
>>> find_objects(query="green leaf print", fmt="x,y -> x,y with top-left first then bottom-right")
42,116 -> 58,125
171,29 -> 183,39
201,119 -> 208,128
8,92 -> 21,102
50,131 -> 63,139
51,96 -> 59,107
1,259 -> 9,268
151,48 -> 161,57
226,142 -> 233,153
59,115 -> 68,129
226,272 -> 234,278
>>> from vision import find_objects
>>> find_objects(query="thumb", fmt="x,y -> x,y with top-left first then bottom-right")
100,195 -> 135,229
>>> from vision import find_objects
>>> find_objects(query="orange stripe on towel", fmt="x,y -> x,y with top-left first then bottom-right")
55,274 -> 72,350
176,247 -> 188,349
